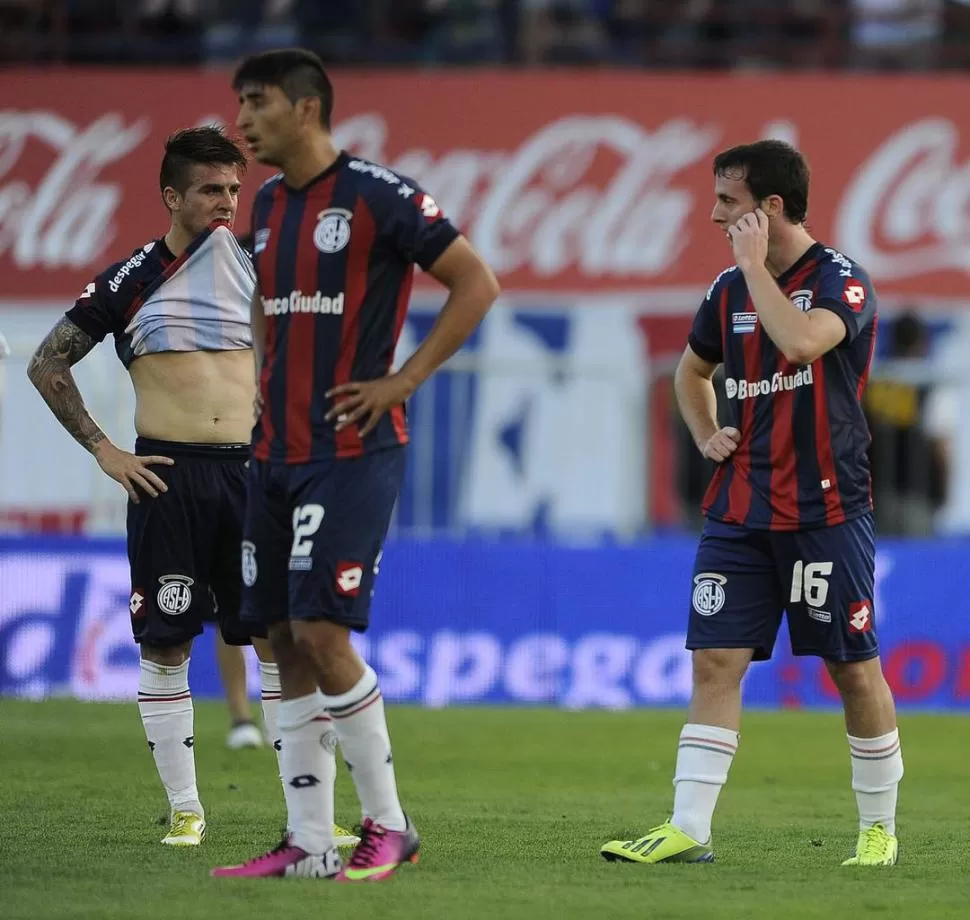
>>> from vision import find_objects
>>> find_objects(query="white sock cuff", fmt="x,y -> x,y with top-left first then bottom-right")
848,729 -> 903,790
674,723 -> 739,786
847,729 -> 899,758
138,658 -> 190,696
258,661 -> 281,697
277,692 -> 329,731
321,665 -> 380,716
680,723 -> 740,752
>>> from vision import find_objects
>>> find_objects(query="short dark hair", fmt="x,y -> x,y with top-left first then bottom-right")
159,126 -> 247,199
713,140 -> 810,224
232,48 -> 333,128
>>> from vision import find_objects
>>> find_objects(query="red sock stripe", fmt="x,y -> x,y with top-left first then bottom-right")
137,692 -> 191,703
261,693 -> 282,702
850,740 -> 900,757
330,690 -> 382,720
312,714 -> 333,723
680,734 -> 737,752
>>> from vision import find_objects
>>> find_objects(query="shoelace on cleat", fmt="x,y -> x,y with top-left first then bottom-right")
857,826 -> 891,861
171,814 -> 195,835
243,837 -> 296,866
348,824 -> 387,867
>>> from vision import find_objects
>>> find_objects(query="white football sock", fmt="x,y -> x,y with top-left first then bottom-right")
278,693 -> 336,854
259,660 -> 282,760
671,723 -> 739,844
138,658 -> 203,818
848,729 -> 903,836
324,665 -> 406,832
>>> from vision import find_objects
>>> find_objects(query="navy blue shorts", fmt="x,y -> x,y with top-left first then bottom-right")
686,514 -> 878,663
241,447 -> 406,632
127,438 -> 264,648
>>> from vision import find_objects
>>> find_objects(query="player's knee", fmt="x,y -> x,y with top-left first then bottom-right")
141,642 -> 190,666
692,648 -> 751,689
825,657 -> 885,699
291,621 -> 352,677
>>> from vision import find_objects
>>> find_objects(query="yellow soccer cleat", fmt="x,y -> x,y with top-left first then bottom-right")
841,823 -> 898,866
161,811 -> 206,846
334,823 -> 361,849
601,820 -> 714,864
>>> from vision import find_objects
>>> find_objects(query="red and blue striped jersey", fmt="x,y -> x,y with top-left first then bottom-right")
249,152 -> 459,463
688,242 -> 878,531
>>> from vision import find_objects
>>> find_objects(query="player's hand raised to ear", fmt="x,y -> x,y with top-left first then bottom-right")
701,427 -> 741,463
728,209 -> 769,274
325,373 -> 414,438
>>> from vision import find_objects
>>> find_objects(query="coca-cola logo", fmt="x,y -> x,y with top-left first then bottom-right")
0,111 -> 149,270
835,118 -> 970,279
334,113 -> 721,280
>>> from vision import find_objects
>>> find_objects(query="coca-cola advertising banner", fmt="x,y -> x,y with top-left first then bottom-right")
2,70 -> 969,302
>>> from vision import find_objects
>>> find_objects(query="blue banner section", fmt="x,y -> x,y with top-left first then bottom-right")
1,535 -> 967,709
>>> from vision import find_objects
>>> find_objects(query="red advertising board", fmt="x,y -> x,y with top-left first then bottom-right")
2,70 -> 970,304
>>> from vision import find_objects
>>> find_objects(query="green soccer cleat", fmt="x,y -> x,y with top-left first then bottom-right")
601,820 -> 714,864
161,811 -> 206,846
841,823 -> 898,866
334,823 -> 360,849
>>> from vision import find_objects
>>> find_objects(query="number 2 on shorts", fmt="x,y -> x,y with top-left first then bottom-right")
291,503 -> 325,557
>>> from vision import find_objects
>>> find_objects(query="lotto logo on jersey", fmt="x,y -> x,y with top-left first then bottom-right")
843,281 -> 867,311
848,600 -> 873,633
336,562 -> 364,597
418,193 -> 441,221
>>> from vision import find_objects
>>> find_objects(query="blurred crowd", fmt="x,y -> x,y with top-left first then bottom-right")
3,0 -> 970,68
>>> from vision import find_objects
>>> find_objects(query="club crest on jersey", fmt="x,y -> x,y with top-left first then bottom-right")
254,228 -> 271,254
790,289 -> 814,312
732,312 -> 758,334
314,208 -> 352,254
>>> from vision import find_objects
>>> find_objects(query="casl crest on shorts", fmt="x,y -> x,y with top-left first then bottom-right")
157,575 -> 194,616
692,572 -> 727,616
241,541 -> 258,587
313,208 -> 352,253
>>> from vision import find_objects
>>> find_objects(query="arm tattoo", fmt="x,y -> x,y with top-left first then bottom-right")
26,318 -> 107,454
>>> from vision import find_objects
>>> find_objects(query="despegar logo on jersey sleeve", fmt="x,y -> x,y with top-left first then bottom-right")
724,366 -> 814,400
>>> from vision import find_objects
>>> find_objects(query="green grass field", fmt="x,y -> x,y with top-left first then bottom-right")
1,700 -> 968,919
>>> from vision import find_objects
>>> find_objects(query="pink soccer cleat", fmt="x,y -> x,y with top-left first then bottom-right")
336,817 -> 420,883
210,837 -> 342,879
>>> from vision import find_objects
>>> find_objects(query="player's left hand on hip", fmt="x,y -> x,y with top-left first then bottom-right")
728,209 -> 769,273
326,374 -> 410,438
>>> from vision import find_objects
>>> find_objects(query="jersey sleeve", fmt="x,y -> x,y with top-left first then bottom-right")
382,179 -> 461,271
812,256 -> 876,345
687,275 -> 726,364
64,268 -> 125,343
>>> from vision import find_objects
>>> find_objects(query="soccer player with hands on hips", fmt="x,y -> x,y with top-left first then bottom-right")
27,126 -> 357,851
602,141 -> 902,868
210,49 -> 499,881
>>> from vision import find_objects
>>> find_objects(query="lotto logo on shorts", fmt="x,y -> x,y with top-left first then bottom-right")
848,600 -> 872,633
336,562 -> 364,597
692,572 -> 727,616
129,590 -> 145,618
